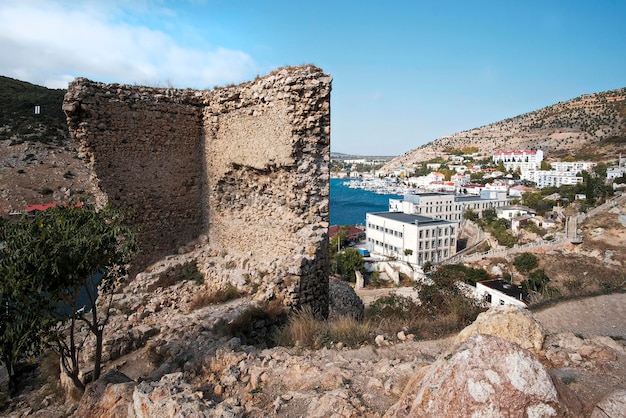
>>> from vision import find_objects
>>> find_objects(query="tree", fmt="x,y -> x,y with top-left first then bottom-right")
521,269 -> 550,293
0,217 -> 57,391
403,248 -> 413,262
513,252 -> 539,273
0,205 -> 137,392
330,225 -> 351,255
463,209 -> 479,222
332,249 -> 364,282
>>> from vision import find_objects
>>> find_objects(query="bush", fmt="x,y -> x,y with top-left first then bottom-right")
513,253 -> 539,273
521,269 -> 550,292
181,264 -> 204,284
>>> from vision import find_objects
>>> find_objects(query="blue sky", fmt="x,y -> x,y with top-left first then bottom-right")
1,0 -> 625,155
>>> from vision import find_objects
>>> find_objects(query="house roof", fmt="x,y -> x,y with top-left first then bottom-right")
329,225 -> 365,239
367,212 -> 457,226
478,279 -> 529,304
26,202 -> 84,212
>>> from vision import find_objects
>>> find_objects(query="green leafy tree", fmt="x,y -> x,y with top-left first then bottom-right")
513,252 -> 539,273
521,269 -> 550,293
0,205 -> 137,391
332,248 -> 364,282
415,265 -> 484,323
463,209 -> 479,222
540,160 -> 552,171
330,225 -> 351,255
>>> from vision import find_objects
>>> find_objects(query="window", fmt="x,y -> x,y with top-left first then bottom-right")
419,242 -> 423,250
419,230 -> 423,239
425,242 -> 429,249
426,230 -> 429,238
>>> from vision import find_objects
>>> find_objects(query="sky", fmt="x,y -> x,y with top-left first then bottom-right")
1,1 -> 625,156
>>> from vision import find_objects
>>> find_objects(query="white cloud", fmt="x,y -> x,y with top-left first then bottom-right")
0,0 -> 258,89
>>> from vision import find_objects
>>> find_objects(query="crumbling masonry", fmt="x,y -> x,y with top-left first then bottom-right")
63,65 -> 331,315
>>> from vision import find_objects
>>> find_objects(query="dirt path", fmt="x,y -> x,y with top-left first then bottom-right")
533,293 -> 626,338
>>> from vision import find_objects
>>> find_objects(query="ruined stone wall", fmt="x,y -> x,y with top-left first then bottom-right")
63,65 -> 331,315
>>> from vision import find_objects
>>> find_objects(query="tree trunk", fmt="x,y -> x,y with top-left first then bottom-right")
93,329 -> 103,381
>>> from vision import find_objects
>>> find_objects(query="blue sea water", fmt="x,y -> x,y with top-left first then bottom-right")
329,178 -> 402,226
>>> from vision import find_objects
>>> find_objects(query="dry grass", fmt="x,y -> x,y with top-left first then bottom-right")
276,293 -> 484,349
188,284 -> 243,312
276,308 -> 370,349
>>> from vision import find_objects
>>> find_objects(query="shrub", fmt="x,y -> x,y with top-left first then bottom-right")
521,269 -> 550,292
513,253 -> 539,273
181,264 -> 204,285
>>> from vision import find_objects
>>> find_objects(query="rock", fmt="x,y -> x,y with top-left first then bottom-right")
131,372 -> 222,417
397,331 -> 407,341
456,305 -> 545,354
74,370 -> 136,418
375,335 -> 386,347
328,278 -> 365,320
591,389 -> 626,418
385,334 -> 569,418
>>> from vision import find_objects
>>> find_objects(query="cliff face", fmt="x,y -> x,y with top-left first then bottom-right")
63,65 -> 332,314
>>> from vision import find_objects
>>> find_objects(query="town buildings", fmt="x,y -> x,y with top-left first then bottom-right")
492,149 -> 543,172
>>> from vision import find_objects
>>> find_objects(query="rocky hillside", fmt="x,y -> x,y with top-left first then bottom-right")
383,87 -> 626,172
0,76 -> 97,215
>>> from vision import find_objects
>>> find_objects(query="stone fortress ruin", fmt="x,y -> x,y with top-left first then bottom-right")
63,65 -> 332,316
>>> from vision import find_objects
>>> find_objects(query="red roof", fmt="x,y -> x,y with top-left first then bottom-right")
329,225 -> 365,240
26,202 -> 84,212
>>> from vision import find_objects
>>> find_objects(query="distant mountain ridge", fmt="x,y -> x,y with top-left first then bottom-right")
383,87 -> 626,172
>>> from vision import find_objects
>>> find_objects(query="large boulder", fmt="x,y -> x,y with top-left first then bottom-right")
74,370 -> 136,418
328,278 -> 364,320
591,389 -> 626,418
456,304 -> 545,354
385,334 -> 569,418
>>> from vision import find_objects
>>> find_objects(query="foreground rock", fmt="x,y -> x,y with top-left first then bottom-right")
385,333 -> 569,418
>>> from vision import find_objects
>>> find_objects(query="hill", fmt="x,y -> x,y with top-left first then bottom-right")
382,87 -> 626,172
0,76 -> 96,215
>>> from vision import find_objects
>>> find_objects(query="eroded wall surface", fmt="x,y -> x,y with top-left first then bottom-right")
63,65 -> 331,314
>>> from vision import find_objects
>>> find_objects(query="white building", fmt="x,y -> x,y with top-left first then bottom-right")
475,280 -> 528,308
496,205 -> 534,220
552,161 -> 596,173
607,165 -> 626,180
389,191 -> 512,222
522,170 -> 583,189
492,150 -> 544,172
366,212 -> 458,265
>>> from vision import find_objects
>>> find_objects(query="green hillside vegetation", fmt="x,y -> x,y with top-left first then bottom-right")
0,76 -> 68,144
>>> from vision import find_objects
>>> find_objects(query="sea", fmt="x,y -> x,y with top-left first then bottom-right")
329,178 -> 402,226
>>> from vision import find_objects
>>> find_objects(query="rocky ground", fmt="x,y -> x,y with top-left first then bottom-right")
0,139 -> 96,215
1,140 -> 626,416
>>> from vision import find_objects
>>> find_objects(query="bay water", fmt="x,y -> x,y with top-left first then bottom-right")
329,178 -> 402,226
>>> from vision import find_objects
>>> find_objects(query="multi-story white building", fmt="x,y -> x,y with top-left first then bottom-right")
388,191 -> 512,222
366,212 -> 458,265
551,161 -> 596,173
492,149 -> 544,172
521,170 -> 583,189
